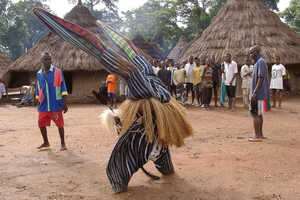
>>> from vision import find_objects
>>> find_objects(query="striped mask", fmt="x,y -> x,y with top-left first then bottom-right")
33,8 -> 170,103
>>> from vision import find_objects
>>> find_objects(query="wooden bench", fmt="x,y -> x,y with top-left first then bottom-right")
1,87 -> 28,103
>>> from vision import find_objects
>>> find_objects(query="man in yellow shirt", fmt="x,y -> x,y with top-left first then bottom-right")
192,57 -> 205,107
173,62 -> 186,103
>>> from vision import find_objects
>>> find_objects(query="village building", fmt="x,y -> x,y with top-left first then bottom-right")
181,0 -> 300,95
167,36 -> 188,63
4,3 -> 155,103
0,52 -> 11,83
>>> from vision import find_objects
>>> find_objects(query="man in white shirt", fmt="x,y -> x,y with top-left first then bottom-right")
224,53 -> 238,111
184,56 -> 196,106
240,57 -> 253,109
152,59 -> 160,75
270,56 -> 286,108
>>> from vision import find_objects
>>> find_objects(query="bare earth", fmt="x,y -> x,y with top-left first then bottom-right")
1,97 -> 300,200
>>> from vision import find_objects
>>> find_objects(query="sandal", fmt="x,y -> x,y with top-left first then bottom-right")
37,143 -> 50,149
248,137 -> 262,142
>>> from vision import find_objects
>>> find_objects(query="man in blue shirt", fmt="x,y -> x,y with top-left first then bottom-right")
249,45 -> 269,142
36,52 -> 68,150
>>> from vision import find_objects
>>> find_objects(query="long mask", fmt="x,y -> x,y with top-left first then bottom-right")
33,8 -> 170,103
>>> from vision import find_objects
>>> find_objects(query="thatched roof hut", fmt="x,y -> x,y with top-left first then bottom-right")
5,3 -> 153,102
8,5 -> 105,74
181,0 -> 300,93
181,0 -> 300,65
0,52 -> 11,82
132,34 -> 165,60
167,36 -> 188,62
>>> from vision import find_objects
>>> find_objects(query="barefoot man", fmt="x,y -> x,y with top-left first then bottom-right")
249,45 -> 269,142
36,52 -> 68,150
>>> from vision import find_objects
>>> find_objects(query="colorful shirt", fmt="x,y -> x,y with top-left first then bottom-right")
203,66 -> 213,88
36,65 -> 68,112
106,74 -> 117,94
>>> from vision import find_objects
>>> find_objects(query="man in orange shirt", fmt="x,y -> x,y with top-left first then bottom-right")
106,73 -> 117,108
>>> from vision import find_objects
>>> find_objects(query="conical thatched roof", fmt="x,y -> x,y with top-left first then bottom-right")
8,4 -> 105,72
0,52 -> 11,80
181,0 -> 300,65
167,36 -> 188,62
7,4 -> 152,73
132,34 -> 165,60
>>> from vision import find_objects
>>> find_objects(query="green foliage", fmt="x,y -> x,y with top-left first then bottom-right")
0,0 -> 50,60
261,0 -> 279,11
121,0 -> 183,54
0,0 -> 119,60
279,0 -> 300,34
0,0 -> 284,60
119,0 -> 281,55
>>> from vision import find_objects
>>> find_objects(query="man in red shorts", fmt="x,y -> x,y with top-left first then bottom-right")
36,52 -> 68,151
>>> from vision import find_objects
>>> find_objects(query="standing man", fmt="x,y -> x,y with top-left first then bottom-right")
249,45 -> 269,142
202,58 -> 214,110
36,52 -> 68,150
240,57 -> 253,109
158,61 -> 171,91
168,59 -> 177,97
152,59 -> 160,75
184,56 -> 196,106
220,62 -> 227,107
106,73 -> 117,108
173,62 -> 185,104
211,56 -> 220,107
192,57 -> 205,107
270,56 -> 286,108
224,53 -> 238,111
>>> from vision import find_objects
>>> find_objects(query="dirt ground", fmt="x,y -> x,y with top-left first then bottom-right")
1,97 -> 300,200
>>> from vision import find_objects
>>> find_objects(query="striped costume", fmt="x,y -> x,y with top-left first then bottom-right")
106,115 -> 173,192
34,7 -> 192,193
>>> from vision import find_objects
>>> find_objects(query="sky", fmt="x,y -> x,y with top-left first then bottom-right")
45,0 -> 149,17
45,0 -> 292,18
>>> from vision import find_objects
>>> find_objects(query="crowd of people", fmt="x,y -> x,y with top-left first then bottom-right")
147,53 -> 290,111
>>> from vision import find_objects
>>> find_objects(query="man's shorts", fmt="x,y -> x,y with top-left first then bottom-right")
108,93 -> 116,97
226,86 -> 236,97
193,83 -> 203,93
271,89 -> 282,93
38,111 -> 64,128
186,83 -> 194,92
213,82 -> 218,90
250,100 -> 264,116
